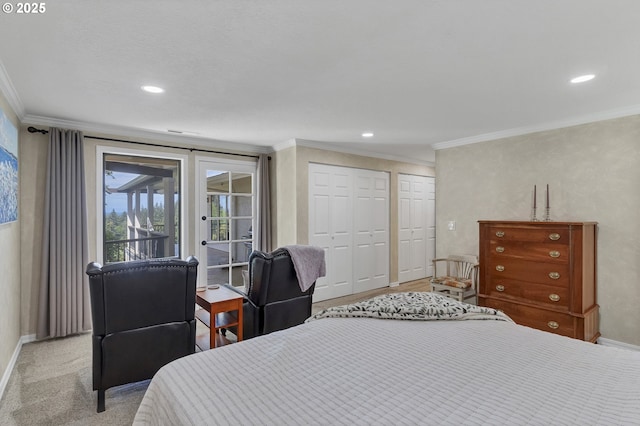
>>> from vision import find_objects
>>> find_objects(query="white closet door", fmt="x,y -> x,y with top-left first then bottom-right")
425,177 -> 436,277
309,164 -> 389,302
398,174 -> 434,283
309,164 -> 353,301
353,170 -> 389,293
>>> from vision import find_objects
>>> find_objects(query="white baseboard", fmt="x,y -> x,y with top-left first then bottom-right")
389,281 -> 399,288
0,334 -> 35,401
597,337 -> 640,351
21,334 -> 37,344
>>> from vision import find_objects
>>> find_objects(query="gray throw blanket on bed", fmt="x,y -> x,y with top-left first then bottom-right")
307,292 -> 513,322
283,245 -> 326,292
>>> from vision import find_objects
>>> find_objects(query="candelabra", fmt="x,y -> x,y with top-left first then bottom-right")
543,184 -> 551,221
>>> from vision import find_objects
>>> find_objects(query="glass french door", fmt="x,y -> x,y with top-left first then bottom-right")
197,159 -> 256,288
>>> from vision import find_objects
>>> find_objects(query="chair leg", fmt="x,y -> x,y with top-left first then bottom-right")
97,389 -> 105,413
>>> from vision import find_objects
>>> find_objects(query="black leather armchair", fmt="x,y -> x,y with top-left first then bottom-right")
224,248 -> 316,340
86,256 -> 198,412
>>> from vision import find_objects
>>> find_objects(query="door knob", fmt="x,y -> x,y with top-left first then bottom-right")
201,241 -> 207,246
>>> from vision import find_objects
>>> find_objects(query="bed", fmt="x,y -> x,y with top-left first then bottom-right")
133,293 -> 640,425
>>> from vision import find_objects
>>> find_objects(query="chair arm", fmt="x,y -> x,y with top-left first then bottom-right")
221,284 -> 258,310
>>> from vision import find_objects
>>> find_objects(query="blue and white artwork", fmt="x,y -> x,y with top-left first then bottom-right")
0,108 -> 18,224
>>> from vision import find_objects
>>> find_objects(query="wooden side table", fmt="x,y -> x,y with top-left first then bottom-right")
195,286 -> 244,350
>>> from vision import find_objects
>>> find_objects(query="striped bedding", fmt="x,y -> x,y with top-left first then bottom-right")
134,311 -> 640,425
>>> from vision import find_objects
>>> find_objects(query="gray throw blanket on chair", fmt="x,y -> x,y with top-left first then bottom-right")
283,245 -> 326,292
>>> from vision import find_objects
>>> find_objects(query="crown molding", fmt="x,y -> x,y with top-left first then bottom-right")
0,60 -> 25,118
432,104 -> 640,151
271,138 -> 297,152
21,114 -> 272,154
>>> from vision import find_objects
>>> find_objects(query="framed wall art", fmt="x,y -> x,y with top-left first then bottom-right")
0,107 -> 18,224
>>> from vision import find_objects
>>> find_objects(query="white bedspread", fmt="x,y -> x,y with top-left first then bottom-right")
134,316 -> 640,425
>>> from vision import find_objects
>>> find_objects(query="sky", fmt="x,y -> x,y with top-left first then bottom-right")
104,171 -> 136,213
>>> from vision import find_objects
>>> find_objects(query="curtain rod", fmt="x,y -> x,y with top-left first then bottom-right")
27,126 -> 265,160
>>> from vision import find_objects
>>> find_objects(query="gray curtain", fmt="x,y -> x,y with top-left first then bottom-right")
36,128 -> 91,339
255,154 -> 272,252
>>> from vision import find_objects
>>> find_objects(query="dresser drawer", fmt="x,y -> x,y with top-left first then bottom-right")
482,298 -> 575,338
487,258 -> 569,287
485,279 -> 569,309
488,226 -> 570,244
488,240 -> 569,264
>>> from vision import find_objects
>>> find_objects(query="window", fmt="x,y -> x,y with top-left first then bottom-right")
100,151 -> 184,263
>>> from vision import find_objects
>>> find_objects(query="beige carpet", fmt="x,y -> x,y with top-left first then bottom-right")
0,279 -> 430,425
0,333 -> 146,425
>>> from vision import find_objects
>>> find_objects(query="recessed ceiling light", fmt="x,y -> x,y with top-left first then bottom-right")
362,132 -> 374,138
141,85 -> 165,93
570,74 -> 595,84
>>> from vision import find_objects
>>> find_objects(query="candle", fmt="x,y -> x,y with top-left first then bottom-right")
533,185 -> 536,208
546,184 -> 549,209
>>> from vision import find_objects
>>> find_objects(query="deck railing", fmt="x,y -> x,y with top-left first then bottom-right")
104,234 -> 169,263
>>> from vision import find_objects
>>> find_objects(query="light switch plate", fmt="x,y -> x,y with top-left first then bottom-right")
447,221 -> 456,231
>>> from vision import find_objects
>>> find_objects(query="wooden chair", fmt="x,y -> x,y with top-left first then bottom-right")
430,254 -> 478,303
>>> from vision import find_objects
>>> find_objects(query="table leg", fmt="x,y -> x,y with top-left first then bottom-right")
236,301 -> 243,342
210,307 -> 217,349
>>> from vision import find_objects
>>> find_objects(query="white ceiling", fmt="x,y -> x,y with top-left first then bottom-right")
1,0 -> 640,164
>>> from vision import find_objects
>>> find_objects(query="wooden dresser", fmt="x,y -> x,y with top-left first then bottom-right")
478,221 -> 599,342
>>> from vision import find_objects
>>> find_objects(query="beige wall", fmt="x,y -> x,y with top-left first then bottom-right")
0,91 -> 20,383
274,143 -> 435,283
435,114 -> 640,345
273,145 -> 297,247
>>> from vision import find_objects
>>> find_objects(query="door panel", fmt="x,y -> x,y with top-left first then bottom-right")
197,160 -> 255,288
309,164 -> 353,301
398,174 -> 435,283
353,169 -> 389,293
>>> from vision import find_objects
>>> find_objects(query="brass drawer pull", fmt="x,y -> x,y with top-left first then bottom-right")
496,285 -> 505,292
547,321 -> 560,330
549,233 -> 561,241
496,246 -> 505,253
549,250 -> 560,258
496,265 -> 505,272
549,293 -> 560,302
549,272 -> 560,280
496,231 -> 505,238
